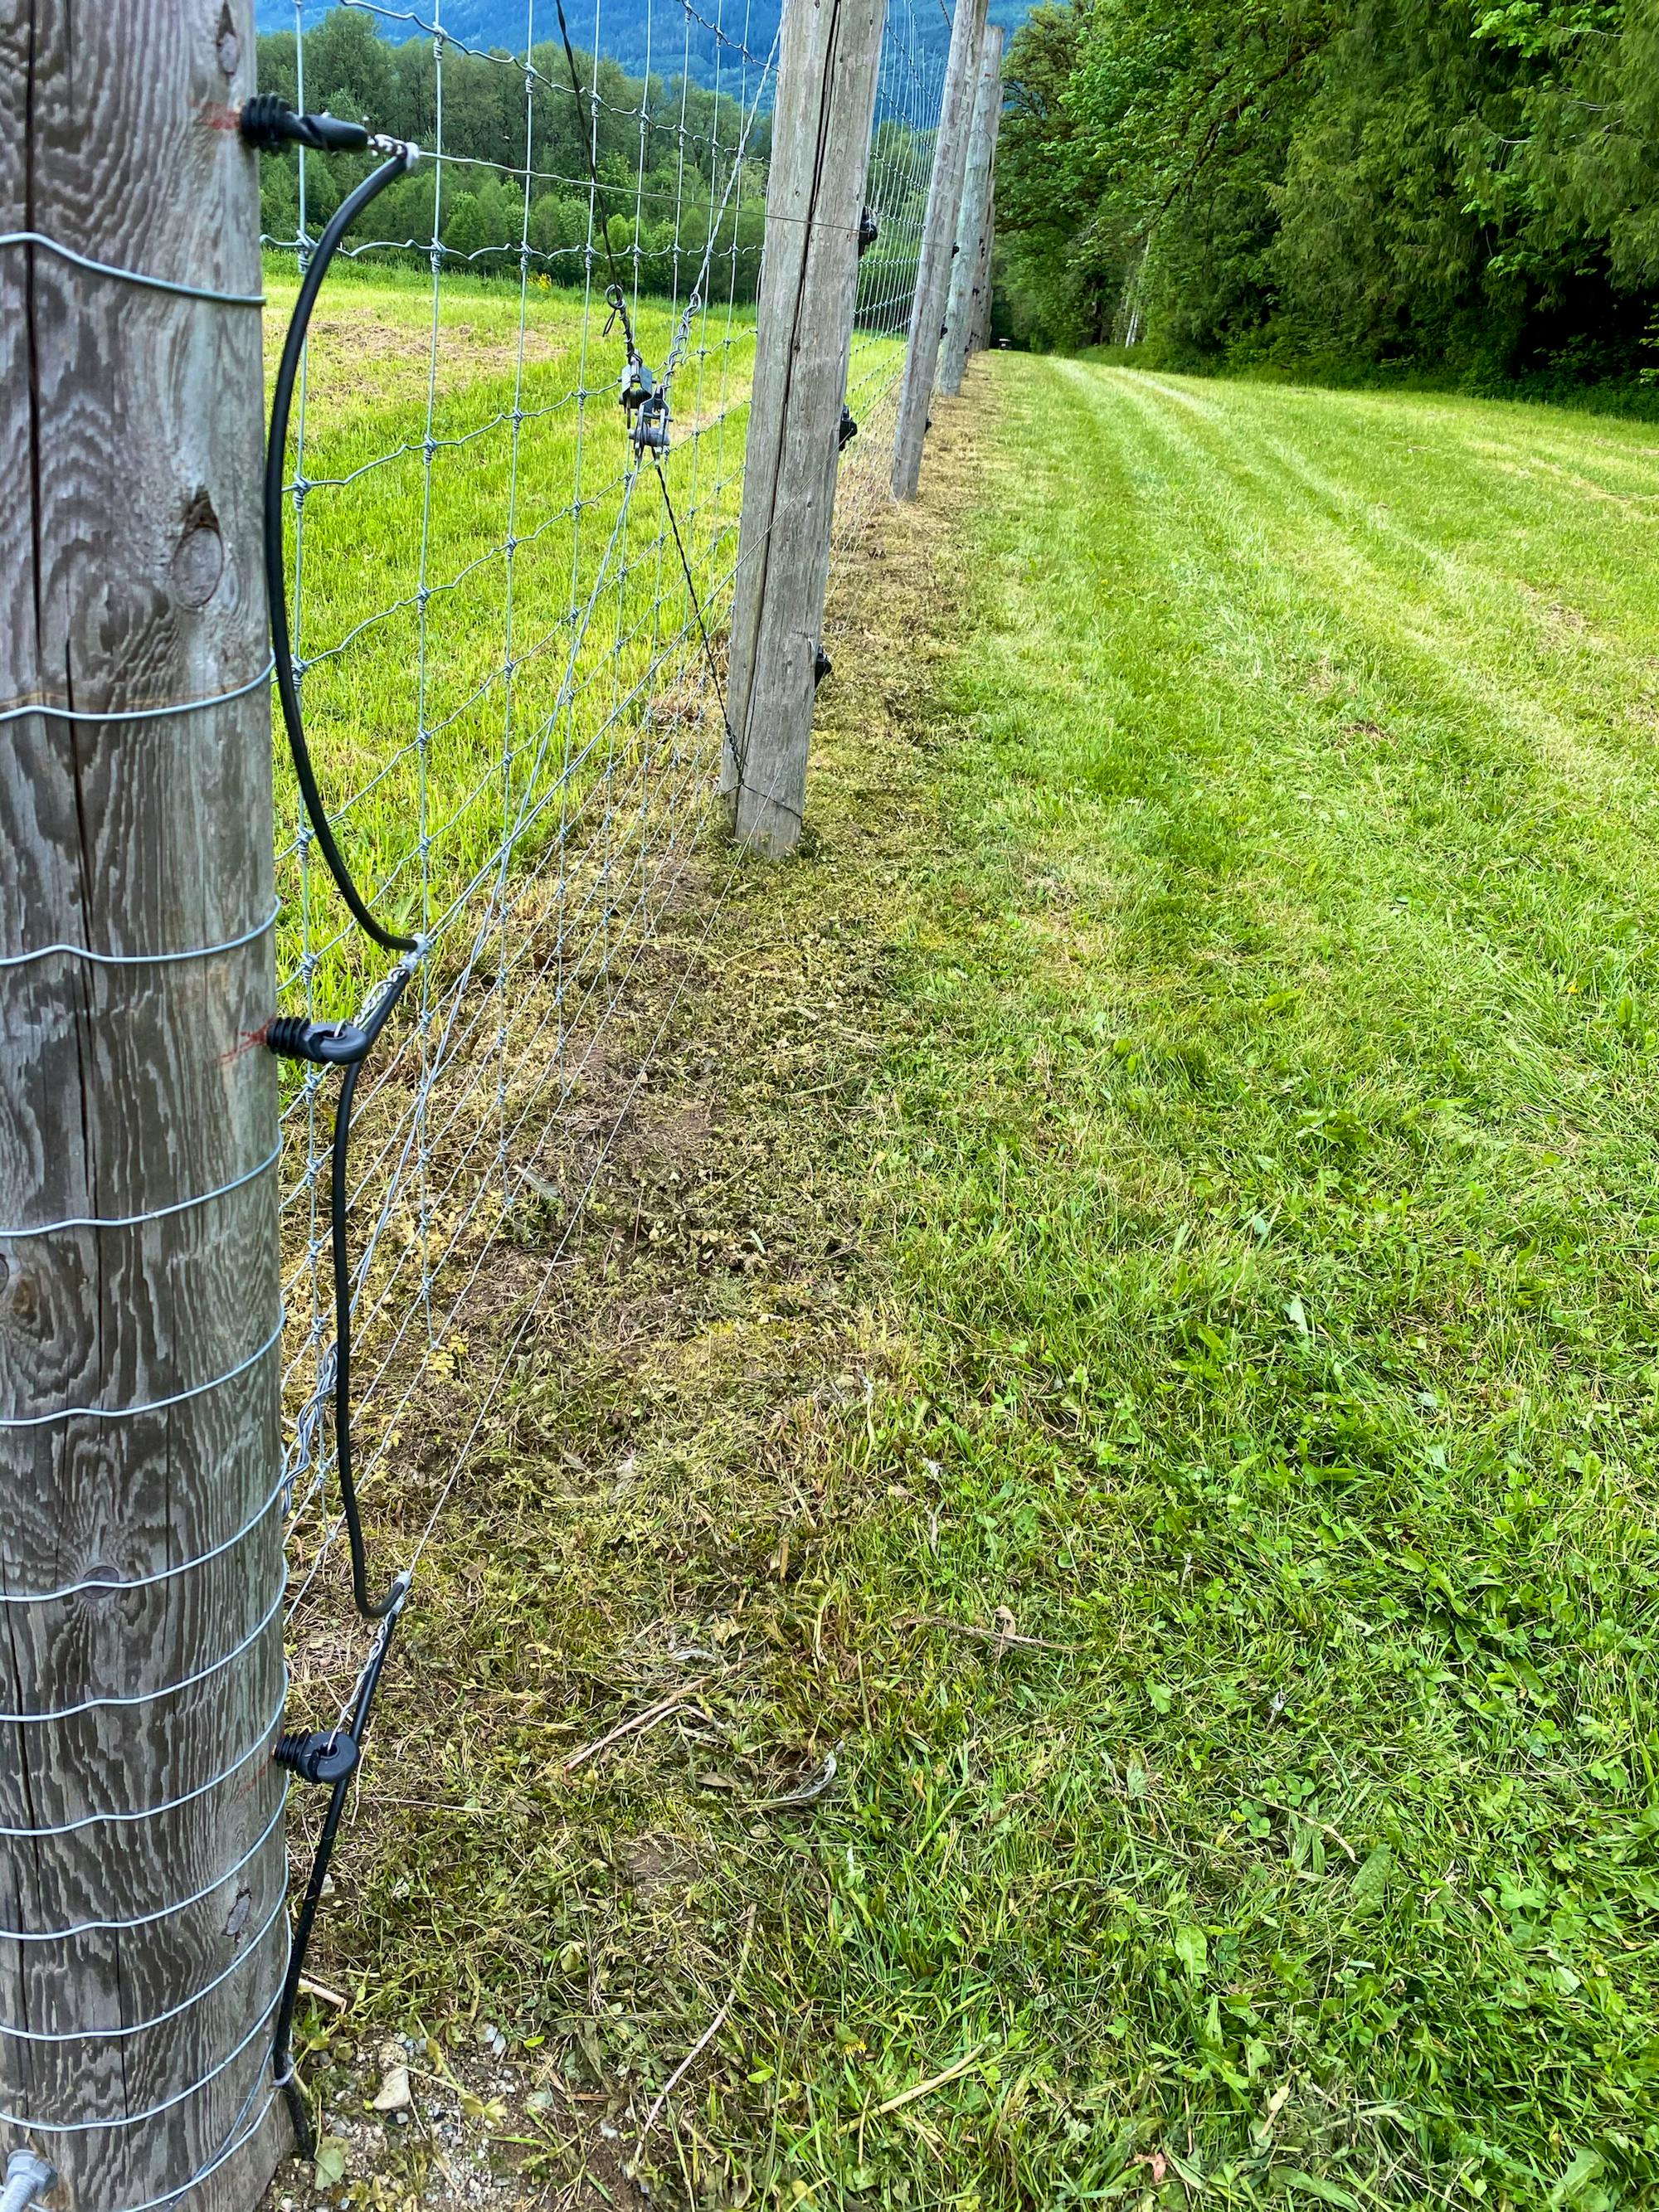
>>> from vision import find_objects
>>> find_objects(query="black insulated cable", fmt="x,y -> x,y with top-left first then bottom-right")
326,1000 -> 406,1620
552,0 -> 623,292
270,1582 -> 408,2157
241,95 -> 374,155
244,96 -> 427,2160
247,109 -> 421,954
650,457 -> 732,756
246,82 -> 739,2153
268,964 -> 414,1621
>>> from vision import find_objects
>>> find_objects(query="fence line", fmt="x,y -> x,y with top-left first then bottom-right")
0,0 -> 972,2198
268,0 -> 946,2138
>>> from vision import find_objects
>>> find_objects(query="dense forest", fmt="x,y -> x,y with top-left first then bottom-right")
257,0 -> 791,95
995,0 -> 1659,394
257,1 -> 1034,100
255,9 -> 773,296
255,8 -> 937,309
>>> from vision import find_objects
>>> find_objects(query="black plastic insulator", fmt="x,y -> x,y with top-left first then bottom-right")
266,1015 -> 371,1067
630,391 -> 672,455
274,1729 -> 362,1786
814,646 -> 833,688
240,95 -> 371,154
838,405 -> 859,454
857,207 -> 879,258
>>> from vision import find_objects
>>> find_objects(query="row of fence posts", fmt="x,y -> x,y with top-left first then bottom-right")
725,0 -> 1005,855
0,0 -> 1004,2206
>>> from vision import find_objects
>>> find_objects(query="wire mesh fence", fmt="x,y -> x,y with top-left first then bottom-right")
263,0 -> 946,1924
0,0 -> 965,2195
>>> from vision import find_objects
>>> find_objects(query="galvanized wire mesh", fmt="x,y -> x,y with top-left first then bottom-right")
0,2 -> 952,2196
266,0 -> 945,1757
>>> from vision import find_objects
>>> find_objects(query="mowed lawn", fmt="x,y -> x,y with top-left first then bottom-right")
834,363 -> 1659,2206
306,358 -> 1659,2212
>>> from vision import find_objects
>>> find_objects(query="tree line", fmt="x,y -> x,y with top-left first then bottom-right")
256,9 -> 771,297
996,0 -> 1659,395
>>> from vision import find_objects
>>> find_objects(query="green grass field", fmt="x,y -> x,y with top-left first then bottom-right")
265,267 -> 757,1011
297,356 -> 1659,2212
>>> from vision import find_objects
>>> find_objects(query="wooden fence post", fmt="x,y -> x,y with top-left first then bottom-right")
968,171 -> 997,354
722,0 -> 890,856
0,7 -> 290,2212
938,24 -> 1002,396
889,0 -> 990,500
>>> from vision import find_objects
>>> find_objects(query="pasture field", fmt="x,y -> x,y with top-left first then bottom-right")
285,351 -> 1659,2212
264,265 -> 759,1009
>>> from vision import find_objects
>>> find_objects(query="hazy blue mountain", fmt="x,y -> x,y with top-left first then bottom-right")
256,0 -> 1030,94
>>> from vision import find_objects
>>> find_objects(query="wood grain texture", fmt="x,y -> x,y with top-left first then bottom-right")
722,0 -> 888,857
888,0 -> 989,500
937,25 -> 1001,397
0,6 -> 290,2210
968,169 -> 996,356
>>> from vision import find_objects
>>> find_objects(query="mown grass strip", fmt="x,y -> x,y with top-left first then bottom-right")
301,362 -> 1658,2212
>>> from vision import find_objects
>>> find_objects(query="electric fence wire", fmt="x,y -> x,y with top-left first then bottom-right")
0,0 -> 951,2196
252,0 -> 786,2146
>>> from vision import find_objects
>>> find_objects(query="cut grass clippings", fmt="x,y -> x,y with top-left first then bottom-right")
292,359 -> 1659,2212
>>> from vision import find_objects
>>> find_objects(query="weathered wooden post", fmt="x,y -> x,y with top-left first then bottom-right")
0,6 -> 290,2210
889,0 -> 990,499
969,173 -> 997,355
938,24 -> 1003,396
722,0 -> 891,856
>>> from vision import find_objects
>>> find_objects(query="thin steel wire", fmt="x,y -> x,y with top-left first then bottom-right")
0,1986 -> 289,2134
0,231 -> 265,305
0,1787 -> 287,1922
0,1723 -> 285,1853
0,1142 -> 281,1240
0,901 -> 280,971
0,1581 -> 285,1726
0,1477 -> 289,1607
0,656 -> 277,727
0,1890 -> 289,2045
0,1314 -> 284,1430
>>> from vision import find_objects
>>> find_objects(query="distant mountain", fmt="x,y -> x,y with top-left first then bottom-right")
256,0 -> 1031,94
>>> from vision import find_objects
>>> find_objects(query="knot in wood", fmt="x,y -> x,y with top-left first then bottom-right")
171,490 -> 226,609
